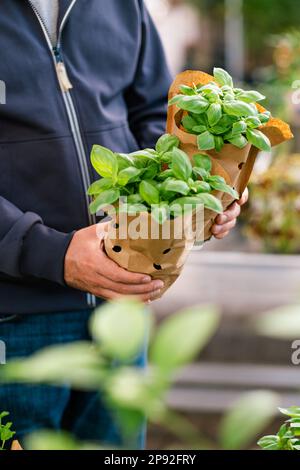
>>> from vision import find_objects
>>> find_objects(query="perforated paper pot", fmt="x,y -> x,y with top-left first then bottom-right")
104,210 -> 200,297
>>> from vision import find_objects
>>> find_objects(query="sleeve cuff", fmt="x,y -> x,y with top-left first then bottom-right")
20,222 -> 75,286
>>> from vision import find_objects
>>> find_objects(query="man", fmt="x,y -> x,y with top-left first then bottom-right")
0,0 -> 246,448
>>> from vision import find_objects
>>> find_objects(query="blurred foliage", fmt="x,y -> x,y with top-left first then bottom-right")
188,0 -> 300,55
253,304 -> 300,340
0,298 -> 279,450
243,154 -> 300,254
257,30 -> 300,117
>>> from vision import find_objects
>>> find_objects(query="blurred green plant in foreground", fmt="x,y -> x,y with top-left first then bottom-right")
243,154 -> 300,254
0,299 -> 279,450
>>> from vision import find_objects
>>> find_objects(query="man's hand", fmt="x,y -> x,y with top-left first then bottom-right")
64,225 -> 164,302
211,188 -> 249,240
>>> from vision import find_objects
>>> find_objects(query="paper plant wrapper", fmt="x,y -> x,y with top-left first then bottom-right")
103,210 -> 201,297
167,70 -> 293,241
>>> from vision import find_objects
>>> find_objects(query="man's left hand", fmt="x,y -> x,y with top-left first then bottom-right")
211,188 -> 249,240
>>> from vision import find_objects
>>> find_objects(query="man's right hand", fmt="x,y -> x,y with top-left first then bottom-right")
64,225 -> 164,302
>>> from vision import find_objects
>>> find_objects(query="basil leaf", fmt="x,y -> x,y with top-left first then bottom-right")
208,179 -> 239,199
170,95 -> 209,114
228,134 -> 248,149
127,194 -> 143,204
223,100 -> 258,118
193,167 -> 209,180
91,145 -> 118,181
117,153 -> 134,171
182,115 -> 198,132
232,121 -> 247,135
162,178 -> 190,196
142,162 -> 160,180
171,148 -> 193,181
246,128 -> 271,152
179,85 -> 196,96
87,178 -> 113,196
196,193 -> 223,213
194,181 -> 211,193
89,188 -> 120,214
213,68 -> 233,88
193,153 -> 212,172
139,180 -> 160,205
207,103 -> 222,127
197,131 -> 216,151
214,135 -> 224,152
259,112 -> 271,124
118,167 -> 142,186
156,134 -> 180,153
158,169 -> 174,181
238,90 -> 266,103
246,116 -> 262,128
170,196 -> 206,217
192,125 -> 207,134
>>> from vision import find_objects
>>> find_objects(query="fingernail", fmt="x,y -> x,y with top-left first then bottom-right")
151,289 -> 162,299
153,280 -> 164,289
142,276 -> 152,283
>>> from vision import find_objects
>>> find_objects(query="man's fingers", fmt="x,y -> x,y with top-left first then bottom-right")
215,202 -> 241,226
91,287 -> 162,303
212,219 -> 236,237
213,230 -> 230,240
98,244 -> 152,285
91,274 -> 164,295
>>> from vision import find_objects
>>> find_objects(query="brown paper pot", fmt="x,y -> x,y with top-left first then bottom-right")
167,70 -> 294,241
104,211 -> 198,297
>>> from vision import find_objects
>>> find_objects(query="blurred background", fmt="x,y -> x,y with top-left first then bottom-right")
145,0 -> 300,449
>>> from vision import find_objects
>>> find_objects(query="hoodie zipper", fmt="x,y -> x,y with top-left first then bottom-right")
28,0 -> 97,308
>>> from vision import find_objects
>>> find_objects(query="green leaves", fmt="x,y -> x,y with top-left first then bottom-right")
89,188 -> 120,214
162,178 -> 190,196
208,175 -> 239,199
197,131 -> 215,151
169,95 -> 209,114
246,128 -> 271,151
0,412 -> 16,450
171,148 -> 193,180
223,100 -> 257,118
91,145 -> 118,182
213,67 -> 233,87
118,167 -> 141,186
193,153 -> 212,172
90,299 -> 150,361
150,305 -> 219,370
170,67 -> 271,152
139,180 -> 160,205
219,391 -> 279,450
196,193 -> 223,213
156,134 -> 179,153
207,103 -> 222,126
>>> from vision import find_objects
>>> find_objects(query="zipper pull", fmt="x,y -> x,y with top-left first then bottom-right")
53,46 -> 73,93
56,62 -> 73,92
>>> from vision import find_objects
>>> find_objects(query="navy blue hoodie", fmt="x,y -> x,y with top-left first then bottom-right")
0,0 -> 171,315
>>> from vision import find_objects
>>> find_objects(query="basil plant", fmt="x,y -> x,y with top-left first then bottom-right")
88,134 -> 238,223
169,68 -> 272,153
